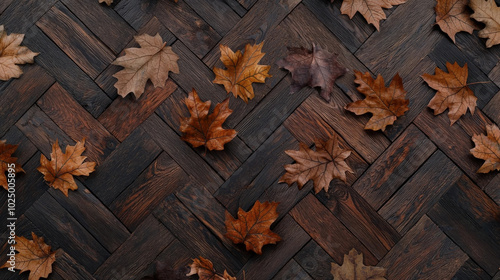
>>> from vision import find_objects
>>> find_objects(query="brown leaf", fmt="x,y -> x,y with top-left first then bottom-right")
113,33 -> 179,98
186,257 -> 235,280
213,42 -> 271,102
224,200 -> 281,254
279,137 -> 353,193
0,140 -> 24,190
421,62 -> 476,125
345,71 -> 409,131
98,0 -> 113,5
0,25 -> 39,81
333,0 -> 406,30
470,0 -> 500,47
37,139 -> 96,196
277,44 -> 347,102
331,248 -> 387,280
435,0 -> 479,42
0,232 -> 56,280
471,124 -> 500,173
180,89 -> 237,151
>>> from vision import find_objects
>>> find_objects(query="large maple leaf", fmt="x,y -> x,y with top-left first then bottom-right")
113,33 -> 179,98
471,124 -> 500,173
180,89 -> 237,151
332,0 -> 406,30
0,232 -> 56,280
277,44 -> 347,102
280,137 -> 353,193
345,71 -> 409,131
470,0 -> 500,48
331,248 -> 387,280
225,200 -> 281,255
0,25 -> 39,81
435,0 -> 479,42
0,140 -> 24,190
421,62 -> 477,125
186,257 -> 235,280
37,139 -> 96,196
213,42 -> 271,102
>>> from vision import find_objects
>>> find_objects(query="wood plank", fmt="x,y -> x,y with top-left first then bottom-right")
36,2 -> 115,79
428,175 -> 500,276
93,215 -> 174,279
378,215 -> 468,280
489,61 -> 500,87
237,0 -> 257,9
454,30 -> 500,75
0,0 -> 13,15
183,0 -> 240,35
483,91 -> 500,125
273,259 -> 313,280
485,174 -> 500,205
114,0 -> 154,30
225,0 -> 247,17
136,239 -> 192,280
53,250 -> 95,280
290,194 -> 377,266
1,126 -> 37,165
452,259 -> 490,280
0,0 -> 57,33
294,240 -> 335,280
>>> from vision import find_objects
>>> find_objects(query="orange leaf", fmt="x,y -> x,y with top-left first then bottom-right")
331,248 -> 387,280
224,201 -> 281,254
470,0 -> 500,48
0,140 -> 24,190
0,25 -> 39,81
471,124 -> 500,173
186,257 -> 235,280
334,0 -> 406,30
435,0 -> 479,42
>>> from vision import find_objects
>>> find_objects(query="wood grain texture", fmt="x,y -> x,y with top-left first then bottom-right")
53,250 -> 95,280
294,240 -> 335,280
273,259 -> 313,280
0,0 -> 57,33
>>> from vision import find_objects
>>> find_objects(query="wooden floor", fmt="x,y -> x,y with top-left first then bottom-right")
1,0 -> 500,279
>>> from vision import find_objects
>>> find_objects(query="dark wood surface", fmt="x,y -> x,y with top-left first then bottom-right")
0,0 -> 499,279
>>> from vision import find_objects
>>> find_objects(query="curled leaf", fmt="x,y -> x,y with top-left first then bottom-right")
471,124 -> 500,173
186,257 -> 235,280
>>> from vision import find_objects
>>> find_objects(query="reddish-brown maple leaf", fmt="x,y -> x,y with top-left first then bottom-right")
0,25 -> 39,81
470,0 -> 500,48
280,137 -> 353,193
225,201 -> 281,255
331,0 -> 406,30
471,124 -> 500,173
435,0 -> 479,42
186,257 -> 235,280
277,44 -> 347,102
421,62 -> 477,125
37,139 -> 96,196
180,89 -> 237,151
345,71 -> 409,131
0,140 -> 24,190
331,249 -> 387,280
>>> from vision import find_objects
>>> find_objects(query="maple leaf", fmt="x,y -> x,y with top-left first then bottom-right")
0,140 -> 24,190
470,0 -> 500,47
0,25 -> 39,81
98,0 -> 113,5
180,89 -> 237,151
0,232 -> 56,280
345,71 -> 409,131
113,33 -> 179,99
279,137 -> 353,193
470,124 -> 500,173
213,42 -> 271,102
37,139 -> 96,196
332,0 -> 406,30
277,44 -> 347,102
331,248 -> 387,280
186,257 -> 235,280
421,62 -> 477,125
224,200 -> 281,254
435,0 -> 479,42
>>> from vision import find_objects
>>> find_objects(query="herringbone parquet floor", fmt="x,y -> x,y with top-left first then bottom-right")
0,0 -> 499,279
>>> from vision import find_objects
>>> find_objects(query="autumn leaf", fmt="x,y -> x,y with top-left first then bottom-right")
470,0 -> 500,47
213,42 -> 271,102
180,89 -> 237,151
435,0 -> 479,42
186,257 -> 235,280
470,124 -> 500,173
332,0 -> 406,30
280,137 -> 353,193
331,248 -> 387,280
0,232 -> 56,280
345,71 -> 409,131
113,33 -> 179,98
0,140 -> 24,190
98,0 -> 113,5
277,44 -> 347,102
225,201 -> 281,254
421,62 -> 477,125
0,25 -> 39,81
37,139 -> 96,196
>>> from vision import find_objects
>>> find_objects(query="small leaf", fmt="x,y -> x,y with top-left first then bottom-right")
471,124 -> 500,173
0,140 -> 24,190
333,0 -> 406,30
0,25 -> 39,81
331,248 -> 387,280
186,257 -> 235,280
435,0 -> 479,42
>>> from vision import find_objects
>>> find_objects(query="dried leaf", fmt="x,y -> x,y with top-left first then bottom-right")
280,137 -> 353,193
186,257 -> 235,280
277,44 -> 347,102
113,33 -> 179,98
0,25 -> 39,81
0,232 -> 56,280
331,248 -> 387,280
332,0 -> 406,30
435,0 -> 479,42
345,71 -> 409,131
0,140 -> 24,190
470,0 -> 500,47
180,89 -> 237,151
225,201 -> 281,254
37,139 -> 96,196
421,62 -> 476,125
98,0 -> 113,5
471,124 -> 500,173
213,42 -> 271,102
